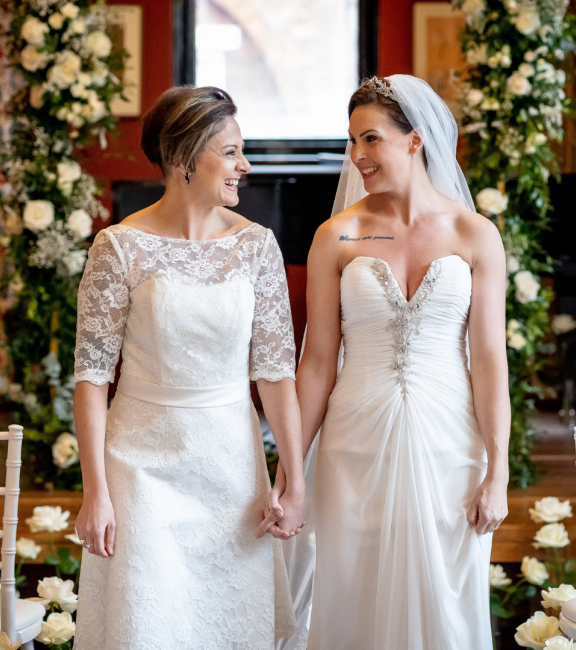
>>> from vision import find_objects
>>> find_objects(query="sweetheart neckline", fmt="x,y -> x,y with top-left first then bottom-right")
341,254 -> 470,304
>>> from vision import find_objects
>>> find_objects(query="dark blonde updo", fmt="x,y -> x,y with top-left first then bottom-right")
349,77 -> 427,167
141,86 -> 237,176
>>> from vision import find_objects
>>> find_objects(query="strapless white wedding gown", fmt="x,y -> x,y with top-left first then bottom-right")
306,255 -> 492,649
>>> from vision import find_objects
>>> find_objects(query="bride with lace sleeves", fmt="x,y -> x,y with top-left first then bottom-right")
72,86 -> 304,650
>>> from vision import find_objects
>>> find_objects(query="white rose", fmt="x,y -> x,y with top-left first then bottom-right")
534,133 -> 547,145
70,18 -> 85,34
490,564 -> 512,588
545,638 -> 574,650
557,70 -> 566,86
21,46 -> 48,72
60,3 -> 80,19
62,249 -> 87,275
533,523 -> 570,549
64,533 -> 83,545
56,106 -> 70,121
530,497 -> 573,524
52,432 -> 79,469
48,12 -> 64,30
525,51 -> 537,62
521,556 -> 549,585
542,584 -> 576,610
23,200 -> 54,232
48,50 -> 81,89
515,611 -> 561,649
553,315 -> 576,335
515,270 -> 540,304
35,577 -> 78,613
507,319 -> 522,335
519,63 -> 535,77
507,71 -> 532,96
87,31 -> 113,58
466,43 -> 488,65
87,90 -> 107,122
29,85 -> 45,109
501,54 -> 512,68
21,17 -> 49,46
508,332 -> 527,350
507,256 -> 520,274
488,55 -> 500,68
15,537 -> 42,560
90,62 -> 108,87
70,82 -> 88,98
514,10 -> 541,35
466,89 -> 484,107
57,159 -> 81,184
66,209 -> 92,239
25,506 -> 70,533
476,187 -> 509,215
35,611 -> 75,645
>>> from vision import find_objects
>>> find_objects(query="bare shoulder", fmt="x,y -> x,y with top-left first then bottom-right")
454,207 -> 504,268
313,202 -> 366,245
219,207 -> 252,231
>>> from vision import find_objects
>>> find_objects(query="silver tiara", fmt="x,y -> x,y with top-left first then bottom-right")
362,77 -> 407,106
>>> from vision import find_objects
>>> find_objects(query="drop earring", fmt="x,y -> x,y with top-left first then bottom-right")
185,172 -> 190,184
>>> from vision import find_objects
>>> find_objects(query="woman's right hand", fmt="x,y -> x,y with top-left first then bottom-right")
75,493 -> 116,558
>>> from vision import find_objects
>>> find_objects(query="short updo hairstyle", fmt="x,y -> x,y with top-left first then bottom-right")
141,85 -> 237,176
348,77 -> 427,168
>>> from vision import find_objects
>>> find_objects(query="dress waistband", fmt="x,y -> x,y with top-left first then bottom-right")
116,374 -> 251,408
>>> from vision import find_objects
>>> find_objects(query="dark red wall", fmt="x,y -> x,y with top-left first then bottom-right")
81,0 -> 173,224
378,0 -> 450,76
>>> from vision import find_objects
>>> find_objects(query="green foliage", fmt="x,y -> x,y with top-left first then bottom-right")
0,0 -> 126,490
453,0 -> 576,487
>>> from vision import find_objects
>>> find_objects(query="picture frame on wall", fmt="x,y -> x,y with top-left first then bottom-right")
413,2 -> 466,117
105,4 -> 143,117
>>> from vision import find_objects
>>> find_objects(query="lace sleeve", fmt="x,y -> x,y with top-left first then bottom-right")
250,232 -> 296,382
74,229 -> 130,386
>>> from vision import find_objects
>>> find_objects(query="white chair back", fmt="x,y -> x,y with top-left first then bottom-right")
0,425 -> 24,643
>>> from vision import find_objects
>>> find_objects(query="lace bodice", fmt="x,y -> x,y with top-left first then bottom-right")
74,223 -> 296,388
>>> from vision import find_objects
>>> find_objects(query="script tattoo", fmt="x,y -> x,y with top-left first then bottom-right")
339,235 -> 394,241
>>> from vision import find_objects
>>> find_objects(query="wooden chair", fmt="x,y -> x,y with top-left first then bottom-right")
0,425 -> 45,649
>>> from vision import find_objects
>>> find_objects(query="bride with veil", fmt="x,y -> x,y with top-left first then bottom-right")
267,75 -> 510,650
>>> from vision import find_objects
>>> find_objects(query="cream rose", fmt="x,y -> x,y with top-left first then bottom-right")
507,71 -> 532,96
514,10 -> 541,35
515,270 -> 540,304
476,187 -> 509,215
521,556 -> 549,585
534,133 -> 547,145
541,584 -> 576,610
35,611 -> 76,645
466,89 -> 484,106
90,62 -> 108,87
530,497 -> 573,524
508,332 -> 527,350
87,31 -> 113,58
544,638 -> 574,650
48,12 -> 64,30
507,256 -> 520,274
48,50 -> 81,89
70,18 -> 86,34
519,63 -> 535,77
21,16 -> 49,46
62,250 -> 87,275
533,523 -> 570,549
15,537 -> 42,560
553,315 -> 576,335
35,577 -> 78,613
57,159 -> 82,185
52,432 -> 79,469
29,85 -> 45,109
466,43 -> 488,65
25,505 -> 70,533
67,209 -> 92,239
60,3 -> 80,19
21,46 -> 48,72
23,200 -> 54,232
515,611 -> 561,649
490,564 -> 512,588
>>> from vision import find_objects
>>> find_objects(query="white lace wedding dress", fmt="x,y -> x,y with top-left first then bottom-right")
73,222 -> 296,650
303,254 -> 492,650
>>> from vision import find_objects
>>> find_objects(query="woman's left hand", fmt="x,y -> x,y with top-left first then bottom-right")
467,476 -> 508,535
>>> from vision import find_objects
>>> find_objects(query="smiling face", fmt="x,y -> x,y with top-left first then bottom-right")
188,117 -> 251,207
348,104 -> 424,194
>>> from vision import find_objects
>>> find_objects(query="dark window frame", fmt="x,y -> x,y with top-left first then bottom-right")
172,0 -> 379,154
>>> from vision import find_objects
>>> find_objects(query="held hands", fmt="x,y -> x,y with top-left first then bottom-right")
467,475 -> 508,535
256,469 -> 306,540
75,492 -> 116,558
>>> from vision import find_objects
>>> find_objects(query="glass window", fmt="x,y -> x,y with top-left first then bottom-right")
195,0 -> 359,140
